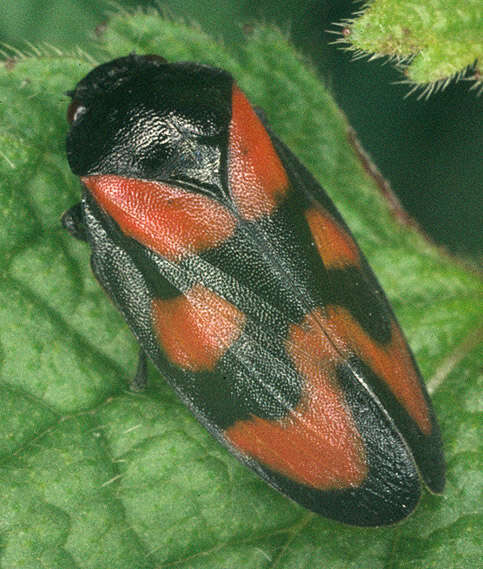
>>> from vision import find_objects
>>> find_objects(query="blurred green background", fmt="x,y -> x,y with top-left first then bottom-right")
2,0 -> 481,257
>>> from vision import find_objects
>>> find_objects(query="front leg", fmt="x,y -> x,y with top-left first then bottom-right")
62,202 -> 88,241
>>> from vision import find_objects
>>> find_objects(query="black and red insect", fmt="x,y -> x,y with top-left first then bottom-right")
63,54 -> 444,526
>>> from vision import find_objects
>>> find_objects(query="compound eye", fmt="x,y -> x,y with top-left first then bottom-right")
67,100 -> 87,124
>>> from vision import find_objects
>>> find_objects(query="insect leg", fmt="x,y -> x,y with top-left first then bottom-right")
62,202 -> 88,241
130,348 -> 149,391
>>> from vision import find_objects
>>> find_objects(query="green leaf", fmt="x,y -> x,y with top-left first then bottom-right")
0,9 -> 481,568
339,0 -> 482,95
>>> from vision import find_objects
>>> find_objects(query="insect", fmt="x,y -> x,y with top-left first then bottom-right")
63,54 -> 445,526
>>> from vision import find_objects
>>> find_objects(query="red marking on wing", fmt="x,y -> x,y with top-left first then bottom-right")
152,285 -> 246,372
226,310 -> 367,490
82,175 -> 237,261
228,86 -> 289,220
305,207 -> 360,269
318,305 -> 432,434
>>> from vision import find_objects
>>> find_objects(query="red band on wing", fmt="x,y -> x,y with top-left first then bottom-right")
153,285 -> 246,372
226,309 -> 367,490
228,86 -> 289,220
82,175 -> 237,261
319,305 -> 432,434
305,207 -> 360,269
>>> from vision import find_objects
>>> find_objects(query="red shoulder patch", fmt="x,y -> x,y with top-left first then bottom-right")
82,175 -> 237,261
228,86 -> 289,220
